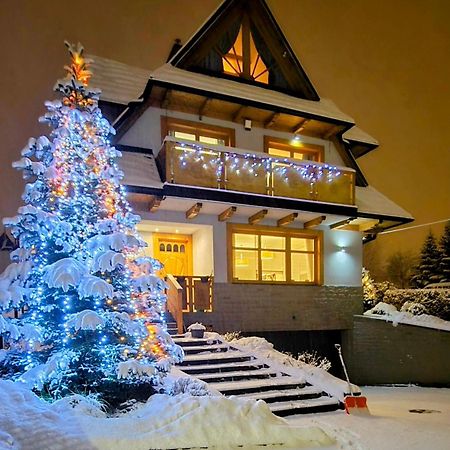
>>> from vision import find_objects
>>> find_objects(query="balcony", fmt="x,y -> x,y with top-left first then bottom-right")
157,137 -> 355,206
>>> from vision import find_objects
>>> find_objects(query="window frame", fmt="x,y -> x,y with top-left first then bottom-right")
264,136 -> 324,163
161,117 -> 236,147
227,223 -> 323,285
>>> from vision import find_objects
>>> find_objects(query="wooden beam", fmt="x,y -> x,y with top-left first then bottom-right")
329,217 -> 356,230
248,209 -> 268,225
304,215 -> 326,229
149,196 -> 163,213
186,202 -> 202,219
161,89 -> 172,109
292,118 -> 310,134
218,206 -> 237,222
264,112 -> 280,129
277,212 -> 298,227
323,125 -> 342,140
232,105 -> 247,123
199,97 -> 212,119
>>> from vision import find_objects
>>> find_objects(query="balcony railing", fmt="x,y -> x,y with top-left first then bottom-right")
174,275 -> 213,313
157,137 -> 355,205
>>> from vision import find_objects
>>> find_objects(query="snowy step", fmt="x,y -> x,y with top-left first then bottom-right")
179,352 -> 255,366
209,377 -> 306,395
173,338 -> 222,347
179,360 -> 269,374
237,386 -> 324,403
268,396 -> 341,417
182,343 -> 231,354
196,368 -> 279,382
171,334 -> 187,339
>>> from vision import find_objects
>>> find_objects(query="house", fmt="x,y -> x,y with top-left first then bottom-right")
90,0 -> 413,357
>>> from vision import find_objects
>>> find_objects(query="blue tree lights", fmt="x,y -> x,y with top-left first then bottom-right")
0,43 -> 182,402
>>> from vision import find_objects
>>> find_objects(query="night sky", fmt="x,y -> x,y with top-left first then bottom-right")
1,0 -> 449,263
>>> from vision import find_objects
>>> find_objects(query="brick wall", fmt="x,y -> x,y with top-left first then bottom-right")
342,316 -> 450,386
184,283 -> 363,333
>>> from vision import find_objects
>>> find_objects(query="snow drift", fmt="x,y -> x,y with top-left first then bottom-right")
0,380 -> 334,449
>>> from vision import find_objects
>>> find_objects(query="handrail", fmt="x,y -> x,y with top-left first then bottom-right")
158,137 -> 356,205
166,274 -> 184,334
162,135 -> 354,173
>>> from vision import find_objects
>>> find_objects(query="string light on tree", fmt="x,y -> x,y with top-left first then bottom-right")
0,42 -> 183,403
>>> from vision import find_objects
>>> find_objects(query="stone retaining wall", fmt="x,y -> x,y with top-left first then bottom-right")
342,315 -> 450,386
185,283 -> 363,333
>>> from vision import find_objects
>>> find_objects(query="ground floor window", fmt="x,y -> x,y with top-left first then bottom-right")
228,224 -> 322,284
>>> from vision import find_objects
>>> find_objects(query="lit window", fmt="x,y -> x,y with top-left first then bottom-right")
222,26 -> 268,84
265,137 -> 324,162
229,225 -> 321,284
162,117 -> 235,147
173,131 -> 196,141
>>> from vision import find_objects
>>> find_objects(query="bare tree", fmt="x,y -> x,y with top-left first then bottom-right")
363,241 -> 386,281
385,250 -> 417,288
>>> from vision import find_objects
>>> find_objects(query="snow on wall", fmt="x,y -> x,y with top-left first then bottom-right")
118,107 -> 347,168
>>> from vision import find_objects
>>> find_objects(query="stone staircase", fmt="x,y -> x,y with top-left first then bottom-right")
171,330 -> 342,417
165,312 -> 179,337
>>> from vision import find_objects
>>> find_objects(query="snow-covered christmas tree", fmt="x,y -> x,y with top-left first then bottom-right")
0,42 -> 182,402
438,222 -> 450,283
410,231 -> 442,288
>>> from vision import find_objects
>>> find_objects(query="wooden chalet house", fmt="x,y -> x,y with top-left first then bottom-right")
91,0 -> 413,349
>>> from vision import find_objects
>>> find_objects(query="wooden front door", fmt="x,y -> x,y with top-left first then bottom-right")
153,233 -> 193,276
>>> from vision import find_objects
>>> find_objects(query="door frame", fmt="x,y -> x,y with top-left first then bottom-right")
152,232 -> 193,276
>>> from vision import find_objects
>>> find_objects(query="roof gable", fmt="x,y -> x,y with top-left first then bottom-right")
170,0 -> 319,100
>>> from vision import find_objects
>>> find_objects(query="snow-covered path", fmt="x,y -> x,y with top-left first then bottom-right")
1,382 -> 449,449
289,386 -> 450,450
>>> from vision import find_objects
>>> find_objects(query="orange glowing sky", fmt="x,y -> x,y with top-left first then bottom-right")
1,0 -> 449,262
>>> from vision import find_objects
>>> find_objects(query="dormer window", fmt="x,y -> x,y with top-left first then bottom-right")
222,22 -> 268,84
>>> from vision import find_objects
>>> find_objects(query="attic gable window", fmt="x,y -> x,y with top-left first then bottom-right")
222,22 -> 269,84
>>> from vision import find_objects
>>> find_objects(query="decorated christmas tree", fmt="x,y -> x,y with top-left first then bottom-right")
0,43 -> 182,402
410,231 -> 442,288
438,222 -> 450,283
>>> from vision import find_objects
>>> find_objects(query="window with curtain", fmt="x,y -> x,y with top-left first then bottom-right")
222,25 -> 269,84
229,224 -> 321,284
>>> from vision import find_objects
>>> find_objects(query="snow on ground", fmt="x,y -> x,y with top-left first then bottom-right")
0,379 -> 333,450
1,380 -> 449,449
290,386 -> 450,450
364,302 -> 450,331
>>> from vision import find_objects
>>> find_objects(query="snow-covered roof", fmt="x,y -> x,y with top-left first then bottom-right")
355,186 -> 413,220
119,151 -> 163,189
149,64 -> 354,124
88,54 -> 380,147
342,126 -> 379,147
88,54 -> 150,105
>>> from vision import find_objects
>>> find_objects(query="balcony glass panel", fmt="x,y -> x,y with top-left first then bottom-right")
160,137 -> 355,205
